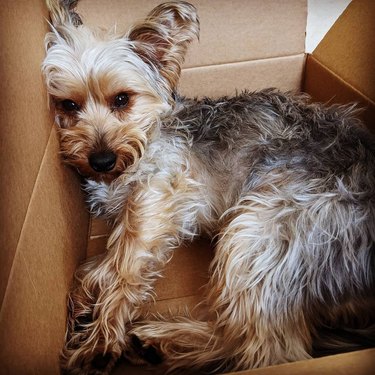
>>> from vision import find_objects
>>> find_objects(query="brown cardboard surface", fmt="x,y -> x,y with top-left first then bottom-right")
113,349 -> 375,375
87,218 -> 110,257
312,0 -> 375,101
0,129 -> 89,374
87,235 -> 108,258
77,0 -> 307,68
180,54 -> 305,98
150,294 -> 204,316
0,0 -> 52,305
224,349 -> 375,375
304,54 -> 375,132
153,239 -> 212,302
90,217 -> 112,237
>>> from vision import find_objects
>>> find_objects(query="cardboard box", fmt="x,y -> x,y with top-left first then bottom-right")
0,0 -> 374,374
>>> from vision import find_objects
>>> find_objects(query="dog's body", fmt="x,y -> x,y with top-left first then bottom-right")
42,1 -> 375,374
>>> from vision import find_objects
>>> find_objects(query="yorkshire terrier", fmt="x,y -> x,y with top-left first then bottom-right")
42,1 -> 375,374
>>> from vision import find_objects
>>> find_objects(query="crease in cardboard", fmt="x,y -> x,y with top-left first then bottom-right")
182,53 -> 306,73
311,0 -> 375,101
0,125 -> 54,316
19,250 -> 38,297
155,293 -> 201,303
307,55 -> 375,107
87,213 -> 94,248
90,234 -> 110,240
180,55 -> 306,99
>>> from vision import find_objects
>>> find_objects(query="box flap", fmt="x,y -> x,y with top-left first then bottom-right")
0,0 -> 52,306
0,130 -> 89,374
304,0 -> 375,131
113,346 -> 375,374
312,0 -> 375,102
223,348 -> 375,375
304,54 -> 375,132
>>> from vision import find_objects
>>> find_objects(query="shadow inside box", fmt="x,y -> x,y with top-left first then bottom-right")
113,358 -> 206,375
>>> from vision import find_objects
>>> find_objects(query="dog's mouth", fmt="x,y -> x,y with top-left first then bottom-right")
59,126 -> 146,182
64,146 -> 143,183
75,155 -> 134,183
72,162 -> 122,183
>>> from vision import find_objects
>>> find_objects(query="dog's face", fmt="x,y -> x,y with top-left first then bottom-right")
42,2 -> 199,182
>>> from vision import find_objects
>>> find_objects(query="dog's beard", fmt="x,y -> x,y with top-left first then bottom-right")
59,122 -> 148,182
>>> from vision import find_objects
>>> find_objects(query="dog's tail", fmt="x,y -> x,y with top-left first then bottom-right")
313,324 -> 375,357
45,0 -> 82,27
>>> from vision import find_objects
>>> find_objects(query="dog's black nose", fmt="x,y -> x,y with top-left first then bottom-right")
89,151 -> 117,172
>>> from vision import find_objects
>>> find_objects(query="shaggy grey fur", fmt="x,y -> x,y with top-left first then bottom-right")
165,89 -> 375,355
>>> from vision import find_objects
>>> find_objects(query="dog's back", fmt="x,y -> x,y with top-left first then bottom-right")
171,89 -> 375,356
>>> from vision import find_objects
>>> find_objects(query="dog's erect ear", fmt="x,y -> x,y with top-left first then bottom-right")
46,0 -> 82,27
45,0 -> 82,50
128,1 -> 199,90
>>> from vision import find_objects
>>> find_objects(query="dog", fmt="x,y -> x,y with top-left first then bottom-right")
42,1 -> 375,374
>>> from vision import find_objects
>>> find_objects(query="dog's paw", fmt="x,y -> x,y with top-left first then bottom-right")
61,349 -> 120,375
90,351 -> 119,375
62,325 -> 122,375
124,334 -> 164,366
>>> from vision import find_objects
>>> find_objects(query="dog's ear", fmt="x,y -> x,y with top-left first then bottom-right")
46,0 -> 82,28
128,1 -> 199,90
45,0 -> 82,50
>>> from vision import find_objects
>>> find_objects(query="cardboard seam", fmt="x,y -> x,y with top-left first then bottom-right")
0,125 -> 54,318
90,234 -> 109,240
155,293 -> 201,303
182,53 -> 306,72
307,55 -> 375,106
19,250 -> 38,297
87,216 -> 94,257
88,216 -> 93,239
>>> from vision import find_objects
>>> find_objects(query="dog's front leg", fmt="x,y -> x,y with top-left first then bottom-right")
61,171 -> 200,374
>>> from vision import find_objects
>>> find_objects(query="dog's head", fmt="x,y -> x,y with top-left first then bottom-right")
42,1 -> 199,182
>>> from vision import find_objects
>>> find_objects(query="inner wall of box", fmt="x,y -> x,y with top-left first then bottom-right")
2,1 -> 375,374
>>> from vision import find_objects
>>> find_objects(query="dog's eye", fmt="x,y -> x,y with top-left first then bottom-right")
113,93 -> 129,109
61,99 -> 80,112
